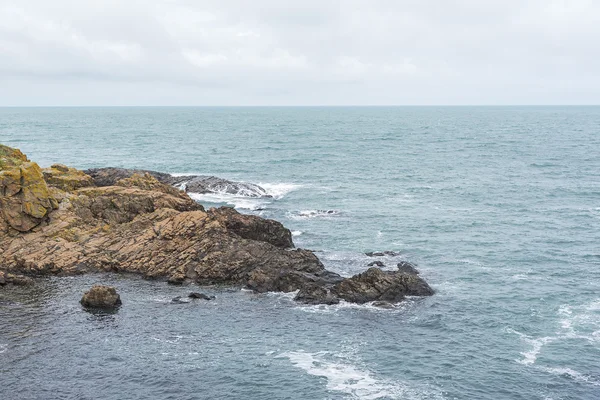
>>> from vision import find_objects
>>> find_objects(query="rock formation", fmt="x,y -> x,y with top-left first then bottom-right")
0,145 -> 434,305
84,168 -> 271,198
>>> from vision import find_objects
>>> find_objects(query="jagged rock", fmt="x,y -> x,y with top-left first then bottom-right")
294,284 -> 340,305
42,164 -> 94,191
1,145 -> 57,232
83,168 -> 172,188
367,261 -> 385,267
397,261 -> 420,275
188,292 -> 214,300
80,285 -> 122,308
332,267 -> 434,304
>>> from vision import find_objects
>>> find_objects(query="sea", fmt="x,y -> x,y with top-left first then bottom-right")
1,106 -> 599,399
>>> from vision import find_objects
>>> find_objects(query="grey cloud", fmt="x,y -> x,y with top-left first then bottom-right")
0,0 -> 598,105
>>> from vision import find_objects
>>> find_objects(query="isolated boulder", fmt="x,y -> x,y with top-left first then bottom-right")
80,285 -> 122,309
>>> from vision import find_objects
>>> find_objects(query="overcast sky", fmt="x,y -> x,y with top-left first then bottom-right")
1,0 -> 599,105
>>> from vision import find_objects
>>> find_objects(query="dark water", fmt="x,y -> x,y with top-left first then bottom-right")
1,107 -> 600,399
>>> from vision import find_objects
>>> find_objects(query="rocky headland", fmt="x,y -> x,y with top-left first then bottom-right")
0,145 -> 433,305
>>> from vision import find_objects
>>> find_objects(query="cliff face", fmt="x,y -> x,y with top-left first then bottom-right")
0,145 -> 433,304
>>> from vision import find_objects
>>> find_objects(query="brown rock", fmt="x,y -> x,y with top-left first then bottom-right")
80,285 -> 122,308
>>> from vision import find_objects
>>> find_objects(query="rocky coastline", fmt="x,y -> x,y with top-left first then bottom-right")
0,145 -> 433,305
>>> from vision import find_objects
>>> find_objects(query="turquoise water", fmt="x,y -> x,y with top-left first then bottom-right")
1,107 -> 599,399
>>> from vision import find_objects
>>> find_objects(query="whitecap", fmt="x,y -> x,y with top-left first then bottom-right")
259,182 -> 302,199
296,299 -> 416,315
278,351 -> 444,400
291,230 -> 303,236
0,344 -> 7,354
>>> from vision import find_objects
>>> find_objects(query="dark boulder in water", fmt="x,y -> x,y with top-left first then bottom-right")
332,267 -> 434,304
80,285 -> 122,309
188,292 -> 214,300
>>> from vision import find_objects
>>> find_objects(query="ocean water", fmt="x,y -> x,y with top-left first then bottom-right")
1,106 -> 600,399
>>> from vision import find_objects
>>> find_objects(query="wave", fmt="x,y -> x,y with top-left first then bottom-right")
258,182 -> 302,199
186,181 -> 300,210
188,192 -> 268,211
0,344 -> 7,354
278,351 -> 444,400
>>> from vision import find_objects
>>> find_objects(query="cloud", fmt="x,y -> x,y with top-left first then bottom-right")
0,0 -> 599,105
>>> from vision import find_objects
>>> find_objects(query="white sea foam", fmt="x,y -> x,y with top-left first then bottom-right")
279,351 -> 444,400
186,181 -> 299,210
288,209 -> 341,220
188,192 -> 268,211
296,299 -> 416,315
507,328 -> 555,366
259,182 -> 302,199
557,299 -> 600,344
291,230 -> 303,236
541,367 -> 600,386
509,298 -> 600,371
0,344 -> 7,354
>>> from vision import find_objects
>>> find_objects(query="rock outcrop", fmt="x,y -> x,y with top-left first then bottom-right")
0,146 -> 434,305
84,168 -> 271,198
80,285 -> 122,308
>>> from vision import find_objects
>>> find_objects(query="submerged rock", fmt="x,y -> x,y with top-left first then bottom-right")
80,285 -> 122,309
188,292 -> 214,300
171,296 -> 190,304
365,251 -> 401,257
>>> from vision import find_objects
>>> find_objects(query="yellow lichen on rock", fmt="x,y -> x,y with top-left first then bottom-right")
42,164 -> 94,192
1,147 -> 56,232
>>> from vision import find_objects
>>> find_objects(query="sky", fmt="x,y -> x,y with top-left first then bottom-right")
1,0 -> 599,106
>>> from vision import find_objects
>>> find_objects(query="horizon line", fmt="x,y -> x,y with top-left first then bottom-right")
1,104 -> 599,108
